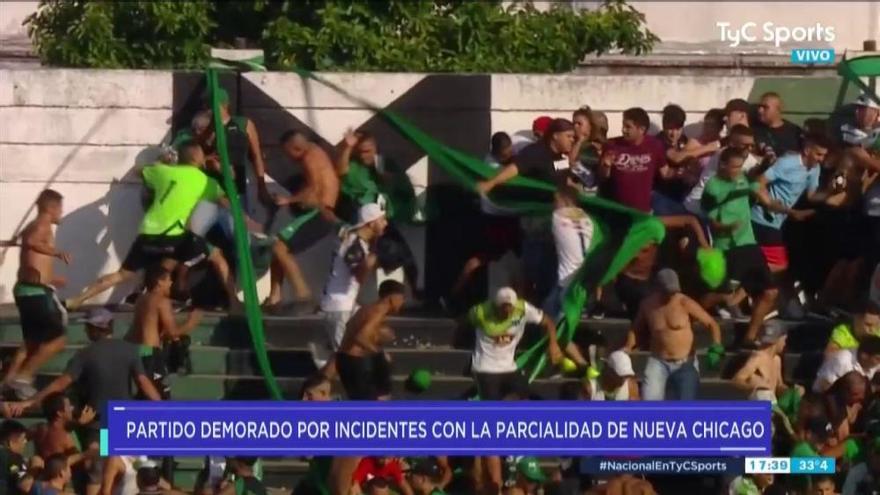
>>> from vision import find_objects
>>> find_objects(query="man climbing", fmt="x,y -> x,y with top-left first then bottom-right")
66,141 -> 239,311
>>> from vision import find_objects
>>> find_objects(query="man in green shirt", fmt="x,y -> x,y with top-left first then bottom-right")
68,141 -> 238,310
701,146 -> 779,348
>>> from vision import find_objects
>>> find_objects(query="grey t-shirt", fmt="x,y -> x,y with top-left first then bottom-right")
64,338 -> 146,426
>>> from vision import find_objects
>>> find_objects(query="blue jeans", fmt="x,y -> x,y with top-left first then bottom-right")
643,356 -> 699,400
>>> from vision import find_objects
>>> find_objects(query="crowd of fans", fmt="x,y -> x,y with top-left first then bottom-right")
1,84 -> 879,495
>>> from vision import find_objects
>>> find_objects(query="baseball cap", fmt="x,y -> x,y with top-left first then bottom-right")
758,319 -> 788,346
605,350 -> 635,377
516,457 -> 547,483
353,203 -> 385,228
81,308 -> 113,331
494,287 -> 518,306
855,93 -> 880,110
409,459 -> 441,478
532,116 -> 553,136
656,268 -> 681,294
724,98 -> 750,115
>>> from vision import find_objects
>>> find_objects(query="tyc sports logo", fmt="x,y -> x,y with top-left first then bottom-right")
716,22 -> 836,65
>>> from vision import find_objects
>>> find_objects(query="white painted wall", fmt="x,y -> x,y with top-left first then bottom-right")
0,68 -> 850,304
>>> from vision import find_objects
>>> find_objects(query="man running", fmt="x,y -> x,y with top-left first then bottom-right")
314,203 -> 387,371
265,130 -> 341,308
625,269 -> 722,400
66,141 -> 238,310
128,265 -> 202,399
4,189 -> 70,399
336,280 -> 406,400
468,287 -> 562,400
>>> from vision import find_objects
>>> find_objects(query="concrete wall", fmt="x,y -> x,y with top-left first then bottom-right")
0,68 -> 863,304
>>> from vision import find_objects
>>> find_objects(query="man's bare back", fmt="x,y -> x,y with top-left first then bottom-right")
129,291 -> 165,348
18,216 -> 67,287
303,145 -> 340,210
338,303 -> 394,357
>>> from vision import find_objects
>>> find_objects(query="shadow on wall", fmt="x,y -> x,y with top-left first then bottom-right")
54,146 -> 158,302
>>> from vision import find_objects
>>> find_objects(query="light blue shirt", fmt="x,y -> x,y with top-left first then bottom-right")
751,154 -> 820,229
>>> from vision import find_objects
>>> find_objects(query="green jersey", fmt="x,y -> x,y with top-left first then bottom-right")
140,164 -> 224,236
701,173 -> 758,251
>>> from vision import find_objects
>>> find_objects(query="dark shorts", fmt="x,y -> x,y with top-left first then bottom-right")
336,352 -> 392,400
751,222 -> 788,268
474,371 -> 528,401
13,283 -> 66,344
277,209 -> 337,253
474,215 -> 521,262
139,346 -> 171,399
615,274 -> 652,320
725,245 -> 774,296
121,232 -> 209,272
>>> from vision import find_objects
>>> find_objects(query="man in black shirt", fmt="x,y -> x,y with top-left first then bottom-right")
754,92 -> 803,157
476,119 -> 575,194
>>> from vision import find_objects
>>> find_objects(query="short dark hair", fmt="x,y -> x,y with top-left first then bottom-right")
703,108 -> 725,128
36,189 -> 63,211
724,98 -> 750,115
144,264 -> 171,291
279,129 -> 307,145
728,124 -> 754,139
547,118 -> 574,136
364,477 -> 389,492
233,457 -> 258,468
622,107 -> 650,130
43,392 -> 68,421
812,474 -> 835,486
137,465 -> 161,489
43,454 -> 68,480
858,335 -> 880,356
378,280 -> 406,299
572,106 -> 592,121
178,140 -> 203,164
490,132 -> 512,156
661,104 -> 686,129
804,132 -> 832,151
357,130 -> 375,144
720,146 -> 747,165
555,182 -> 581,203
0,420 -> 27,444
299,373 -> 330,399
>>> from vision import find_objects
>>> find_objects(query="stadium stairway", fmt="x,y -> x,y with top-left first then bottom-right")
0,308 -> 834,489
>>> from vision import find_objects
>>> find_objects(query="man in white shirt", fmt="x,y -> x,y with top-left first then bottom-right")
813,336 -> 880,393
544,184 -> 594,318
313,203 -> 388,370
467,287 -> 562,400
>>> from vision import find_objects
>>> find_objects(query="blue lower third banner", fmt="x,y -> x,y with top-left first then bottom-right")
107,401 -> 771,456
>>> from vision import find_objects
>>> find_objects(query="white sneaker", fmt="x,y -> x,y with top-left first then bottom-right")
10,378 -> 37,400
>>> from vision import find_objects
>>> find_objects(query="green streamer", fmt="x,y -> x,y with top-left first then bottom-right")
290,68 -> 665,382
206,68 -> 283,400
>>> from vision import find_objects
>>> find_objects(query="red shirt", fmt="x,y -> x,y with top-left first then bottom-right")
352,457 -> 406,487
604,135 -> 666,212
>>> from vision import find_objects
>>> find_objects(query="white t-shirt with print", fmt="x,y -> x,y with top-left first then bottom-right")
552,207 -> 594,289
473,302 -> 544,374
320,231 -> 370,312
812,349 -> 879,393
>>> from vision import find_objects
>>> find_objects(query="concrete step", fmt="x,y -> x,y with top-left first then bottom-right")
28,372 -> 751,401
2,344 -> 824,384
0,313 -> 834,353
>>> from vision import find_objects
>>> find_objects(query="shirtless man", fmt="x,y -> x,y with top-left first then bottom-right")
626,269 -> 722,400
30,392 -> 96,467
732,319 -> 795,402
266,130 -> 341,308
4,189 -> 70,399
336,280 -> 406,400
127,265 -> 202,399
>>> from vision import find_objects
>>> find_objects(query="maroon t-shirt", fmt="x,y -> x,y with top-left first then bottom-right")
604,135 -> 666,212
